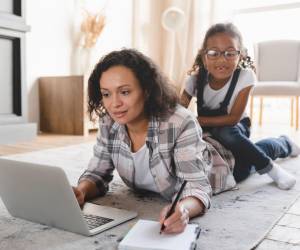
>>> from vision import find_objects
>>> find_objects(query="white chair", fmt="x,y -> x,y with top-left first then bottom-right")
250,40 -> 300,130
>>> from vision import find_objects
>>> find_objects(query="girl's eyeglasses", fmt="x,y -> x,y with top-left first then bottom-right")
205,50 -> 240,60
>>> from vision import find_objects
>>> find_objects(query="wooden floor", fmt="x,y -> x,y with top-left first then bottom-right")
256,196 -> 300,249
0,121 -> 299,249
0,131 -> 97,156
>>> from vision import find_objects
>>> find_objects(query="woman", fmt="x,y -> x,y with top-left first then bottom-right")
73,48 -> 212,234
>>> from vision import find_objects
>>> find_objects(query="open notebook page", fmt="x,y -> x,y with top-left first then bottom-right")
118,219 -> 199,250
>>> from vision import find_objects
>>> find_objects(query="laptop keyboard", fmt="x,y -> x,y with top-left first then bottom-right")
83,214 -> 114,230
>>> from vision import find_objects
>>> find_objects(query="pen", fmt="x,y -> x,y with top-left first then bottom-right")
160,180 -> 187,234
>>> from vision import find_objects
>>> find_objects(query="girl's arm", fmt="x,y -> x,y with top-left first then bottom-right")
180,90 -> 192,109
199,85 -> 253,127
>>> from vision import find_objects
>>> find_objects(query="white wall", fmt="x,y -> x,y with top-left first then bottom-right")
25,0 -> 132,125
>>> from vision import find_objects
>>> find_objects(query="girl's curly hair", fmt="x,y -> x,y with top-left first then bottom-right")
189,22 -> 255,75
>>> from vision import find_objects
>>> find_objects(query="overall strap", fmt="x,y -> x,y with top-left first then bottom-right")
196,68 -> 208,108
196,68 -> 241,116
219,68 -> 241,109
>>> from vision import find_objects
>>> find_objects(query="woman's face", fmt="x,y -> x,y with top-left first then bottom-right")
202,32 -> 241,83
100,65 -> 147,126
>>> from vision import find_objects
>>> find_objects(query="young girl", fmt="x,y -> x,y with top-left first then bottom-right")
181,22 -> 300,189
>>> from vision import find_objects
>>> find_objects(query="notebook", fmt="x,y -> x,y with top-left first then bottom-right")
118,219 -> 201,250
0,158 -> 137,236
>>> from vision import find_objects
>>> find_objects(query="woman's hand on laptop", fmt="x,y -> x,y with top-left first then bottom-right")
73,180 -> 101,206
73,186 -> 85,206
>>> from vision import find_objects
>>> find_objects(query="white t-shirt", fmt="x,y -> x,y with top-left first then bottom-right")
131,144 -> 159,193
185,68 -> 256,120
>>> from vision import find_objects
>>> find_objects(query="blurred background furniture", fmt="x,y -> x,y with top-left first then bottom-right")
250,40 -> 300,130
39,76 -> 97,136
161,6 -> 185,82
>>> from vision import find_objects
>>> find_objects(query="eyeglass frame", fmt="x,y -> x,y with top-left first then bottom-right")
204,49 -> 241,60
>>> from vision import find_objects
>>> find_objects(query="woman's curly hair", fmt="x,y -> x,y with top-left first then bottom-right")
88,48 -> 179,121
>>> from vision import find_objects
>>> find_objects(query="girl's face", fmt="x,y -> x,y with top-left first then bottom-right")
100,65 -> 147,126
202,32 -> 241,83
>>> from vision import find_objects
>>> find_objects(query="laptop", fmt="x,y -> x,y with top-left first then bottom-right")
0,158 -> 137,236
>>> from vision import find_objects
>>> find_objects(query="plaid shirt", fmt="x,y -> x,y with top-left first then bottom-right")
79,105 -> 213,209
203,134 -> 236,194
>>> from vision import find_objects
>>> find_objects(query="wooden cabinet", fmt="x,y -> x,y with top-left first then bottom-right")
39,75 -> 97,136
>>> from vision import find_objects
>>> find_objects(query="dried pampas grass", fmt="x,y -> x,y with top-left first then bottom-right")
81,10 -> 105,48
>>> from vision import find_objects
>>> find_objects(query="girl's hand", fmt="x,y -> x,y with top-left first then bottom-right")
72,186 -> 85,206
159,203 -> 189,234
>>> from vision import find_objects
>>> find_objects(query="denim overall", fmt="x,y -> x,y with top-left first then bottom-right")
196,68 -> 251,131
195,68 -> 291,182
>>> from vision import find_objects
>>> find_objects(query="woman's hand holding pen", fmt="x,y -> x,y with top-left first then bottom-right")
159,202 -> 189,234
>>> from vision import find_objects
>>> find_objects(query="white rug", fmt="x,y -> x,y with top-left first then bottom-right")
1,142 -> 300,250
